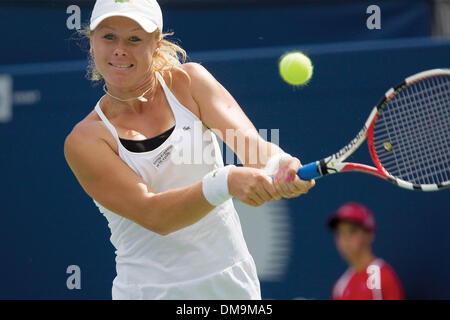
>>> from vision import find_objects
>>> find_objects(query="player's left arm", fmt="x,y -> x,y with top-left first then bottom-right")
182,62 -> 281,168
381,266 -> 405,300
182,62 -> 314,197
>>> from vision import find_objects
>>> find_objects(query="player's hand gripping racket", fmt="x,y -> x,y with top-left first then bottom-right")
298,69 -> 450,191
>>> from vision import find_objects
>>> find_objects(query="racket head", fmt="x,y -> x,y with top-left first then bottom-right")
367,69 -> 450,191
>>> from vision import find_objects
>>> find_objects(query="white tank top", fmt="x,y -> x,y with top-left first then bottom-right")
92,72 -> 261,300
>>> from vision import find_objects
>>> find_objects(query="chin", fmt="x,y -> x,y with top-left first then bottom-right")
106,74 -> 137,87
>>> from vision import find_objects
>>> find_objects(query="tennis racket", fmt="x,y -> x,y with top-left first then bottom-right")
297,68 -> 450,191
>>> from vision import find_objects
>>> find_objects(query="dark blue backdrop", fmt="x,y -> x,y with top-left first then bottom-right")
1,37 -> 449,299
0,0 -> 449,300
1,0 -> 431,64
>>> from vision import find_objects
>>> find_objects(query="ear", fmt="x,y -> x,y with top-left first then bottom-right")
89,37 -> 94,55
153,43 -> 161,56
154,32 -> 162,48
368,232 -> 375,244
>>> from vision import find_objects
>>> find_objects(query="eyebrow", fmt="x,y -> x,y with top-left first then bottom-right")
100,26 -> 142,32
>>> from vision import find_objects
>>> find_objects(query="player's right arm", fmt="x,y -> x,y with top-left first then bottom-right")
63,123 -> 277,235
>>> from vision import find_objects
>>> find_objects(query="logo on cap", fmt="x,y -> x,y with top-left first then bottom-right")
115,0 -> 129,3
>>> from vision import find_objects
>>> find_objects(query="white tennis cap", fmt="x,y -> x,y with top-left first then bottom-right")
90,0 -> 163,33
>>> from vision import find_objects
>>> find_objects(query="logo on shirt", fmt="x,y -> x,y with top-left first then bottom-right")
152,145 -> 174,169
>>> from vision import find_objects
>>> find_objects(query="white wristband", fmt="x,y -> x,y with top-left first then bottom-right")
202,165 -> 235,206
264,153 -> 293,175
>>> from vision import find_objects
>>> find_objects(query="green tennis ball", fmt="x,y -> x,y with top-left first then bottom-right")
279,52 -> 313,86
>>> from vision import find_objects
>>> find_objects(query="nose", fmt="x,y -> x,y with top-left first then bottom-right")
113,41 -> 128,57
114,48 -> 127,57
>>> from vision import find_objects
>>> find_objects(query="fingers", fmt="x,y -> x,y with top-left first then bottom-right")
242,155 -> 315,205
273,166 -> 315,199
232,164 -> 313,207
230,167 -> 283,207
274,168 -> 298,197
247,189 -> 268,205
262,176 -> 282,201
245,197 -> 261,207
248,175 -> 281,205
291,176 -> 315,195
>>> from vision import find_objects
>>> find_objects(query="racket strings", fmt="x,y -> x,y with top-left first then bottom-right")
373,75 -> 450,185
383,78 -> 450,184
375,109 -> 449,175
375,77 -> 450,184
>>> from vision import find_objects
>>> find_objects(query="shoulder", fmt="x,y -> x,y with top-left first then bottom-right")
374,259 -> 402,285
379,262 -> 400,278
375,259 -> 404,299
373,259 -> 396,274
66,117 -> 98,140
332,268 -> 354,298
66,108 -> 109,141
159,63 -> 214,119
179,62 -> 209,77
64,115 -> 115,158
176,62 -> 230,106
180,62 -> 221,90
160,62 -> 209,85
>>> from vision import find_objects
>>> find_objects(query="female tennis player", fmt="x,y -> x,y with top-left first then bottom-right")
64,0 -> 314,300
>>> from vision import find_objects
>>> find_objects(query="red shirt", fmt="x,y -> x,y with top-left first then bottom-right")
332,258 -> 404,300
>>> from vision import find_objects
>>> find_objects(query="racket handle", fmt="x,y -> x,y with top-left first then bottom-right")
297,161 -> 321,180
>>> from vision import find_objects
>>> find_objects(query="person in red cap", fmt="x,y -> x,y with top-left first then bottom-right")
327,202 -> 404,300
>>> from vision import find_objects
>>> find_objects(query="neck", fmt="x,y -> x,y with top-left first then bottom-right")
349,251 -> 375,272
104,74 -> 157,114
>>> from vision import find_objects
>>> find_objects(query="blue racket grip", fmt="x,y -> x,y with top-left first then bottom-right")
297,161 -> 321,180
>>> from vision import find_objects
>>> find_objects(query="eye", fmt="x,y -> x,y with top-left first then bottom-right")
103,33 -> 115,40
129,36 -> 141,42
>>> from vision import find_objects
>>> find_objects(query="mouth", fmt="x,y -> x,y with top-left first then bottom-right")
109,62 -> 134,69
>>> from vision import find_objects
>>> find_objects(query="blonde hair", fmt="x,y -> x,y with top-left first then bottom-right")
77,25 -> 188,85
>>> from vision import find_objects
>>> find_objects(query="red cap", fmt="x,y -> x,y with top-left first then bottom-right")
327,202 -> 376,233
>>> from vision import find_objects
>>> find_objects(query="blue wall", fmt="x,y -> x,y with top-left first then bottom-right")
1,0 -> 430,64
1,37 -> 449,299
1,1 -> 449,299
